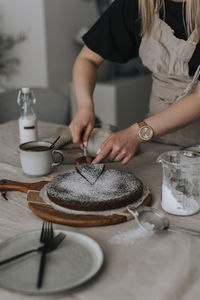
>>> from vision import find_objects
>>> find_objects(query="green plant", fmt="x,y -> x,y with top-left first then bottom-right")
0,32 -> 25,87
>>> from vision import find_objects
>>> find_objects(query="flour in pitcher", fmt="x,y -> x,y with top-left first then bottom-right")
161,183 -> 199,216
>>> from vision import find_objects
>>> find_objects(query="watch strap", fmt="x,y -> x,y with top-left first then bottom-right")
138,121 -> 148,128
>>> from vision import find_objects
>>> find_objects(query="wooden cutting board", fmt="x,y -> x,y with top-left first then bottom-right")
0,179 -> 152,227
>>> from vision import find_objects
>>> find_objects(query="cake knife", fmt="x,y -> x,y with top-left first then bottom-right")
75,142 -> 91,165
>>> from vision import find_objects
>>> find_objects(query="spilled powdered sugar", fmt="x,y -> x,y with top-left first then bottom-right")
46,169 -> 143,203
110,227 -> 154,245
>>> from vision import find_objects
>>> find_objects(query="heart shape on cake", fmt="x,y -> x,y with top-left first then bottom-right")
76,164 -> 105,185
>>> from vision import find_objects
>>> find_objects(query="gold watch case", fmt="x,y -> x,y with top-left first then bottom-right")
137,121 -> 154,142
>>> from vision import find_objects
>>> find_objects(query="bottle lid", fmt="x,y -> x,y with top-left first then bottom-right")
21,87 -> 30,94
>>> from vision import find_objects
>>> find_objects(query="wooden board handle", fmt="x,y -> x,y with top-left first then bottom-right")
0,179 -> 47,194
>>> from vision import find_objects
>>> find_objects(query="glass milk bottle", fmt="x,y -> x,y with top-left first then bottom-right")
17,87 -> 38,144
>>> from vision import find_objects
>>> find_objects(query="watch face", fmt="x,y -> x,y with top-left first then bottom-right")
139,126 -> 154,141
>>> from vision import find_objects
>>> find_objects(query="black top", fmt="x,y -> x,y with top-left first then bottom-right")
83,0 -> 200,80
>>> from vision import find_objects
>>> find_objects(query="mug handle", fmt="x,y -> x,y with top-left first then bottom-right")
51,150 -> 64,168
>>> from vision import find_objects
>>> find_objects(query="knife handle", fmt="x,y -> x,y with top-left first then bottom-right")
37,247 -> 47,288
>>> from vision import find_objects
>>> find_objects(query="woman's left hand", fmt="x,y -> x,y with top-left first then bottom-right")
92,124 -> 141,164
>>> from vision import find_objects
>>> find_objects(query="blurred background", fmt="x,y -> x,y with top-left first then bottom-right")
0,0 -> 152,129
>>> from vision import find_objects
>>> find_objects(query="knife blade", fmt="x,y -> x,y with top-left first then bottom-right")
0,233 -> 65,266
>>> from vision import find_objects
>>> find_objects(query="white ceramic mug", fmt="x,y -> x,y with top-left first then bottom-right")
19,141 -> 64,176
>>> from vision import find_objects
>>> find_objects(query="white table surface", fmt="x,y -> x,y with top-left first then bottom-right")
1,120 -> 200,300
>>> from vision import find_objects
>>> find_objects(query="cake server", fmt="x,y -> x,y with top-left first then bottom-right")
75,142 -> 92,165
83,143 -> 87,157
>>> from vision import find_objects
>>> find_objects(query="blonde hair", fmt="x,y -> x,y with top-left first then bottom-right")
138,0 -> 200,41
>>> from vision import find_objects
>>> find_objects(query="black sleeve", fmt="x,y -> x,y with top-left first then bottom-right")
82,0 -> 140,63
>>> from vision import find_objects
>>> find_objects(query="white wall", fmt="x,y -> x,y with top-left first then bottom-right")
44,0 -> 100,95
0,0 -> 48,88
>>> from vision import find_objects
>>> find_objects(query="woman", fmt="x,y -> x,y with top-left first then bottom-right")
69,0 -> 200,164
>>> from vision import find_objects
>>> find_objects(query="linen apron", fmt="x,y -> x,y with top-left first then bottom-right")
139,14 -> 200,146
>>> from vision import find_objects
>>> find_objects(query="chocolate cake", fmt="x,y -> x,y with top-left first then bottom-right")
46,167 -> 143,211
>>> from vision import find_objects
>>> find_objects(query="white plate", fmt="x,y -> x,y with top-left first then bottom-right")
0,230 -> 104,295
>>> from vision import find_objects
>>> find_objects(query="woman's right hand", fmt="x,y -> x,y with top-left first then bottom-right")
69,102 -> 95,145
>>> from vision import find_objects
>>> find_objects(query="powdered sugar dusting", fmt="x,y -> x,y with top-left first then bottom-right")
76,164 -> 105,185
46,168 -> 143,204
40,184 -> 149,216
110,227 -> 154,245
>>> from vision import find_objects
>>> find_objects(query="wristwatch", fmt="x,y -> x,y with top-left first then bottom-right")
137,121 -> 154,142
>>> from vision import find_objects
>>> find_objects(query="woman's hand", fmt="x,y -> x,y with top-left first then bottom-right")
92,124 -> 141,164
69,102 -> 95,145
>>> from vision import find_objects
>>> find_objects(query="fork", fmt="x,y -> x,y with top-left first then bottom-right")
0,231 -> 65,266
37,221 -> 54,288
